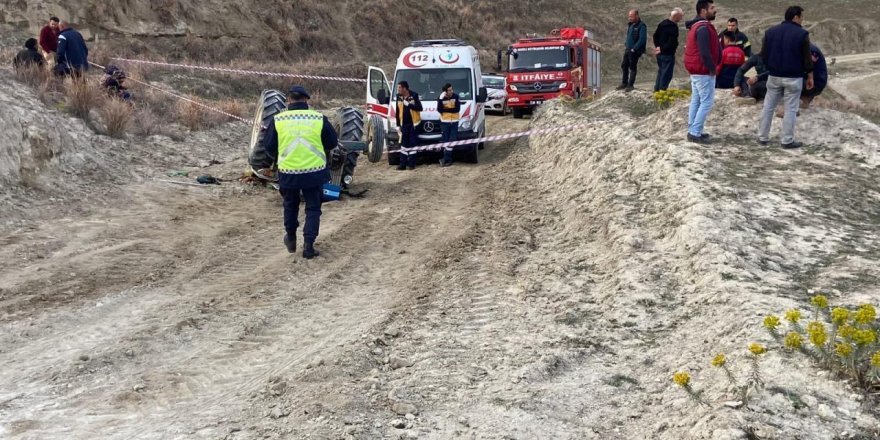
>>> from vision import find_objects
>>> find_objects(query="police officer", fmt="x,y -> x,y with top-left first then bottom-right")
261,85 -> 338,259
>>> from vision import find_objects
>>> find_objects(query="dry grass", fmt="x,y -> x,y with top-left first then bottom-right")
99,98 -> 134,138
218,99 -> 246,120
13,63 -> 52,88
176,98 -> 206,130
815,98 -> 880,124
63,78 -> 102,119
131,106 -> 161,136
175,97 -> 228,130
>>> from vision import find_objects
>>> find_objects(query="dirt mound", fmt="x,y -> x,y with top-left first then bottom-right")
0,70 -> 248,231
513,93 -> 880,437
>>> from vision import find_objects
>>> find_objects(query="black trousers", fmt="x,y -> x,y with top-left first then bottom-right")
621,50 -> 642,87
280,186 -> 323,244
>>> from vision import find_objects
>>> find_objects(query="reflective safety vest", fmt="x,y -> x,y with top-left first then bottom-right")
274,110 -> 327,174
439,98 -> 460,122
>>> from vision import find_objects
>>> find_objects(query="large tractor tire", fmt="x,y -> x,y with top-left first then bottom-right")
333,107 -> 365,187
248,89 -> 287,181
335,106 -> 364,142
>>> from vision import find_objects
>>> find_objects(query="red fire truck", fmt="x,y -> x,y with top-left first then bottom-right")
502,27 -> 602,118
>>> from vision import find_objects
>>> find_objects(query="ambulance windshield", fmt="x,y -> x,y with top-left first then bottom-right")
394,68 -> 473,100
509,46 -> 570,72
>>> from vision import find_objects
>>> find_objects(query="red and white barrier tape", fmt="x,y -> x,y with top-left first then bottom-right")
89,61 -> 250,124
90,60 -> 586,152
111,57 -> 367,83
399,123 -> 588,153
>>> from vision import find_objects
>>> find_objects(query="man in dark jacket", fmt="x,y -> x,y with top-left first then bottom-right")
800,44 -> 827,109
617,9 -> 648,92
722,17 -> 752,57
437,83 -> 461,167
55,21 -> 89,77
683,0 -> 721,144
734,54 -> 769,101
757,6 -> 814,149
261,85 -> 338,259
13,38 -> 45,69
39,17 -> 60,63
395,81 -> 423,170
652,8 -> 683,91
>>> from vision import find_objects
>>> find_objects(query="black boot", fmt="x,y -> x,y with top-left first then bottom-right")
283,234 -> 296,253
303,243 -> 320,259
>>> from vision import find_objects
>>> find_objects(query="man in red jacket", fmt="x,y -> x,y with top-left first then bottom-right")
683,0 -> 721,144
717,32 -> 746,89
38,17 -> 60,64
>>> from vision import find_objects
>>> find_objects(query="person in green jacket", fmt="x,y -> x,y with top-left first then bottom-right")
617,9 -> 648,92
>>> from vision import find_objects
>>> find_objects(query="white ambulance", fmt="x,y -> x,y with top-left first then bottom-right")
364,39 -> 488,165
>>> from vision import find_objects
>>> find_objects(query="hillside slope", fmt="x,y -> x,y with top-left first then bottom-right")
2,1 -> 879,75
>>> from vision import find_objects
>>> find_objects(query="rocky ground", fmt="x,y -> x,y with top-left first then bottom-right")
1,63 -> 880,440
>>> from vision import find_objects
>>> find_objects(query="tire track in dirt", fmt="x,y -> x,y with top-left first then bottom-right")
0,116 -> 528,439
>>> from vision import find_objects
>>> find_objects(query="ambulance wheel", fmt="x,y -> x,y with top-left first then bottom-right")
512,108 -> 524,119
462,143 -> 479,164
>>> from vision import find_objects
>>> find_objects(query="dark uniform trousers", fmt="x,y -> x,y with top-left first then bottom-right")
281,187 -> 323,244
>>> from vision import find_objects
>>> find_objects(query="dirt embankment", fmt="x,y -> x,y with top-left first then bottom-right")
1,68 -> 880,439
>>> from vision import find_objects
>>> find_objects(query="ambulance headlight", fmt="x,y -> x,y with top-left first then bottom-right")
460,116 -> 473,131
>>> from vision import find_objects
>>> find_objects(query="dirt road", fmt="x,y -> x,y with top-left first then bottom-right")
0,115 -> 533,439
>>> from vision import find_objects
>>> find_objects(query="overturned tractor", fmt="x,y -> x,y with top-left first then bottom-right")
248,89 -> 378,199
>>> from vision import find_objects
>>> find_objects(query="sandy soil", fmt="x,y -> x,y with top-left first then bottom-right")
2,71 -> 880,440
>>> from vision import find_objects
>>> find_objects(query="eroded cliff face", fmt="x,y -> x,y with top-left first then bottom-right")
2,1 -> 879,67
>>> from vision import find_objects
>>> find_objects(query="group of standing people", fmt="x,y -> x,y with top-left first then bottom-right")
617,2 -> 828,149
14,16 -> 90,78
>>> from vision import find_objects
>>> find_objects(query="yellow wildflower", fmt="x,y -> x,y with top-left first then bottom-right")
835,342 -> 854,358
673,371 -> 691,387
763,315 -> 781,331
784,332 -> 803,349
853,304 -> 877,325
749,343 -> 767,355
839,324 -> 857,340
811,295 -> 829,309
831,307 -> 849,325
806,321 -> 827,346
852,329 -> 877,346
711,353 -> 726,368
872,352 -> 880,368
785,309 -> 802,323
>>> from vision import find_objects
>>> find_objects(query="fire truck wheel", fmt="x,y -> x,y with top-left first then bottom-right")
512,108 -> 524,119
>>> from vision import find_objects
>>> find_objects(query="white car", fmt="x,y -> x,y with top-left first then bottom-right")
482,74 -> 508,115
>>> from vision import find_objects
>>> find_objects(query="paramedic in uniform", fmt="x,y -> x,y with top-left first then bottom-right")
395,81 -> 423,170
437,83 -> 460,167
261,85 -> 338,259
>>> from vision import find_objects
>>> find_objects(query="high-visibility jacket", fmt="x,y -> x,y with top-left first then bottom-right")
273,109 -> 327,174
438,93 -> 461,122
